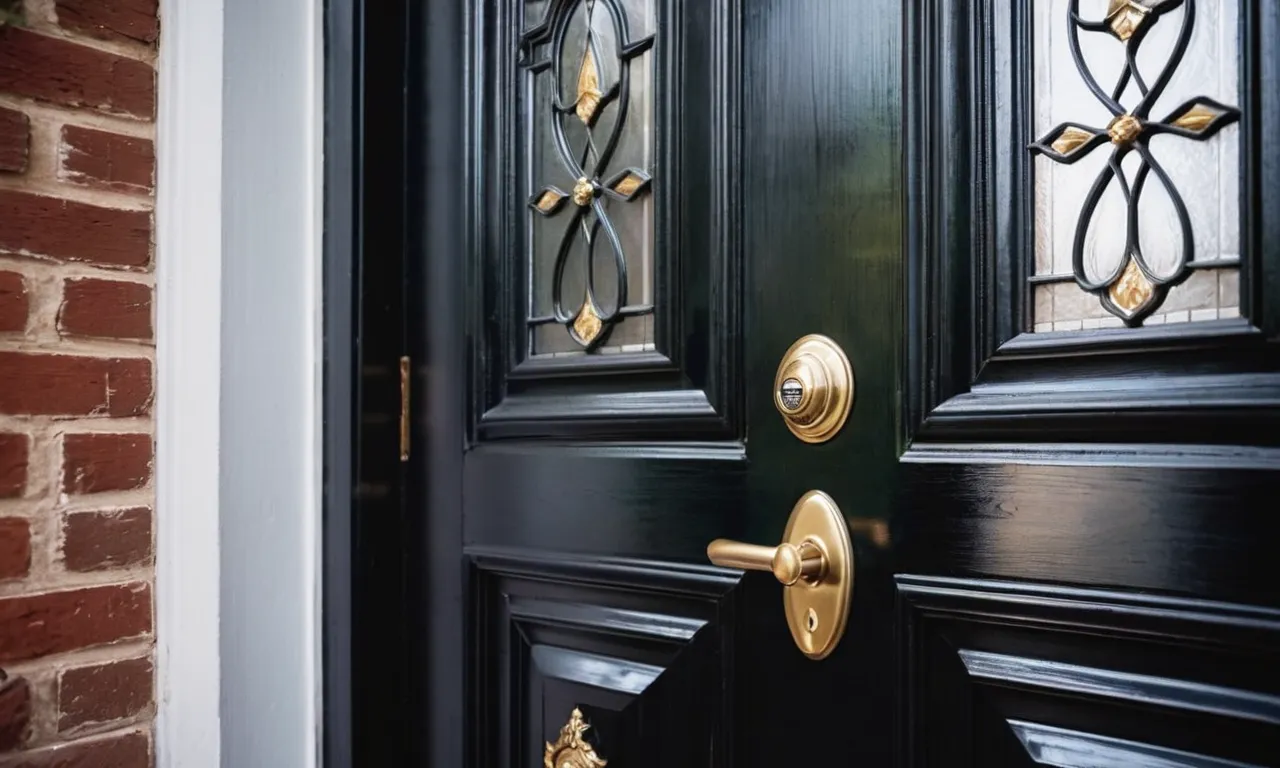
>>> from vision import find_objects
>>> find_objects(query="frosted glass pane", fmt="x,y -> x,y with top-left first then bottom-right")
1031,0 -> 1240,331
524,0 -> 656,356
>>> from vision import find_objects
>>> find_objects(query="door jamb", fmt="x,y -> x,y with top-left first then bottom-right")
321,0 -> 356,763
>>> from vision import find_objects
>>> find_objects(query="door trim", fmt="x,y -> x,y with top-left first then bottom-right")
323,0 -> 419,764
321,0 -> 356,764
155,0 -> 224,763
409,0 -> 469,763
157,0 -> 324,764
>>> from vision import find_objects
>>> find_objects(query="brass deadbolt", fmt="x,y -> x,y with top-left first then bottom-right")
774,334 -> 854,444
706,490 -> 854,659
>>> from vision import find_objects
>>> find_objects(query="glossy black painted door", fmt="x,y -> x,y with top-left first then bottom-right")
402,0 -> 1280,766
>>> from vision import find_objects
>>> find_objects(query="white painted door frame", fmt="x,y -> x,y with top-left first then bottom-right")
155,0 -> 323,765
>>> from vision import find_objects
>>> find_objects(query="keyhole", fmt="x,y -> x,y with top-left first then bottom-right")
806,608 -> 818,633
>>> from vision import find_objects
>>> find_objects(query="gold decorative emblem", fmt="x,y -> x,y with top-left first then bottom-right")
575,49 -> 603,125
1050,126 -> 1096,156
544,708 -> 607,768
1109,258 -> 1154,315
1107,114 -> 1143,146
1105,0 -> 1151,42
572,177 -> 595,207
610,173 -> 643,197
1171,102 -> 1226,134
572,299 -> 603,345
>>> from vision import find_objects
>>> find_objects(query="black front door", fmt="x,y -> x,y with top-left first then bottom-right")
390,0 -> 1280,765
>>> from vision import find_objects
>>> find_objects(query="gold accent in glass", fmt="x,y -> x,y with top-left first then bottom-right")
572,177 -> 594,207
572,299 -> 603,345
610,172 -> 644,197
1106,0 -> 1151,41
536,189 -> 566,213
1109,258 -> 1154,315
575,49 -> 604,125
544,708 -> 607,768
1171,102 -> 1225,134
1107,114 -> 1143,146
1051,126 -> 1097,156
706,490 -> 854,660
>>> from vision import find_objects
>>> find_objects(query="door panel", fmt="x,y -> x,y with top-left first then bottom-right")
898,575 -> 1280,767
894,0 -> 1280,764
461,0 -> 751,765
402,0 -> 1280,765
475,0 -> 742,443
472,549 -> 736,767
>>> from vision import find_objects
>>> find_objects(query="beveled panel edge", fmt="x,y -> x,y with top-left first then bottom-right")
530,644 -> 664,697
508,350 -> 677,379
894,574 -> 1280,646
1008,720 -> 1260,768
477,386 -> 736,441
509,595 -> 707,643
898,441 -> 1280,469
469,545 -> 741,598
960,649 -> 1280,726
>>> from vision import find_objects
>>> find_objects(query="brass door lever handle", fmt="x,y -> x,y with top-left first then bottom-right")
705,539 -> 828,586
705,490 -> 854,660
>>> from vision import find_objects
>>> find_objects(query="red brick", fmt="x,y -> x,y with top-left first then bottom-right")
58,279 -> 151,340
62,509 -> 151,572
0,675 -> 31,752
0,434 -> 26,499
0,583 -> 150,664
0,272 -> 27,333
0,518 -> 30,581
0,729 -> 148,767
60,126 -> 154,193
0,28 -> 154,119
0,107 -> 29,173
0,191 -> 151,269
62,434 -> 151,495
0,352 -> 151,418
54,0 -> 159,45
58,657 -> 151,732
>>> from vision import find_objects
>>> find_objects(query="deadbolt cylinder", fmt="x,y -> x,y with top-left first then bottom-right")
773,335 -> 854,444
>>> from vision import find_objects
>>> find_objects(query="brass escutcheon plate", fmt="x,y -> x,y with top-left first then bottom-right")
773,334 -> 854,444
782,490 -> 854,660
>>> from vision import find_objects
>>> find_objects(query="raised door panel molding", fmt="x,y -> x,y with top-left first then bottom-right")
895,574 -> 1280,767
470,0 -> 744,442
469,547 -> 739,768
904,0 -> 1280,459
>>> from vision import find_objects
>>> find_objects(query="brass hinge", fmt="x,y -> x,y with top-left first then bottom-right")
399,356 -> 410,462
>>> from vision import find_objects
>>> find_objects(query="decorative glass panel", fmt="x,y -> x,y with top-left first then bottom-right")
522,0 -> 656,355
1031,0 -> 1240,331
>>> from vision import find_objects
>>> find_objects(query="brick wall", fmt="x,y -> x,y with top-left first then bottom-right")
0,0 -> 158,765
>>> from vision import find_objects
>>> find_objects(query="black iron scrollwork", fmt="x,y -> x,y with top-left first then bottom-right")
1029,0 -> 1240,326
521,0 -> 655,351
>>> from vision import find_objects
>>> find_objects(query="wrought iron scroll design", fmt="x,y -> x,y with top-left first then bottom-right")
1029,0 -> 1241,327
521,0 -> 656,351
